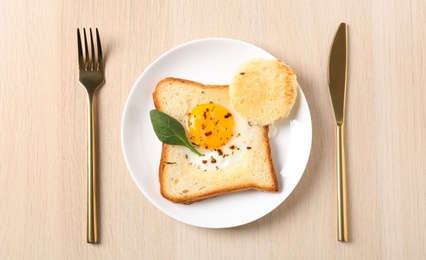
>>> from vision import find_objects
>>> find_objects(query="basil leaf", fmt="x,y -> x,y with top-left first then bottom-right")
149,109 -> 203,156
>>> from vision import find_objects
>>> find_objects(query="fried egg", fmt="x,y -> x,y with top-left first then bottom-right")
185,102 -> 254,171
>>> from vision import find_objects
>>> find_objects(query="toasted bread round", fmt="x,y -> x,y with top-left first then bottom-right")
229,58 -> 298,126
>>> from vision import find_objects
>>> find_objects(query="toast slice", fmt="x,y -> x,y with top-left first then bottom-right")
152,77 -> 278,204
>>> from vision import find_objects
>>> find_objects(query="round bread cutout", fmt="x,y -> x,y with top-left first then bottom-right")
229,58 -> 298,126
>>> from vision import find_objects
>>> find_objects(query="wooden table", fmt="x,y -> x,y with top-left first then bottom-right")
1,0 -> 425,259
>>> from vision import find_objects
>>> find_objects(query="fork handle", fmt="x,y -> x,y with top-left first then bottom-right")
336,123 -> 348,242
86,93 -> 98,243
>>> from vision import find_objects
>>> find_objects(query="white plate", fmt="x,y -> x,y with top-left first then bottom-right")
121,38 -> 312,228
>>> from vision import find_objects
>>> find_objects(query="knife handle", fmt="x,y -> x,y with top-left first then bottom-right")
336,123 -> 348,242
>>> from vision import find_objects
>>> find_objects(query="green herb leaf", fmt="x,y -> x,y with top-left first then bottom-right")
150,109 -> 203,156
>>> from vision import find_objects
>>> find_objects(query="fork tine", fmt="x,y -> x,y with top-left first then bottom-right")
89,29 -> 95,71
83,28 -> 89,70
96,28 -> 103,71
77,29 -> 84,70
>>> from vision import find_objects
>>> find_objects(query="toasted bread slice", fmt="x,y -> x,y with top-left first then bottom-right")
229,58 -> 298,126
152,77 -> 278,204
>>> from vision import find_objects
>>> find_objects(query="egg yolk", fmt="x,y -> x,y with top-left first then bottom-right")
187,103 -> 234,150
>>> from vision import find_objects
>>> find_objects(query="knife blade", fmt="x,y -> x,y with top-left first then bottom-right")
328,22 -> 348,242
329,23 -> 348,124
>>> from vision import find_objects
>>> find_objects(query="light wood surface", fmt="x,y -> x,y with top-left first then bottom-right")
1,0 -> 425,259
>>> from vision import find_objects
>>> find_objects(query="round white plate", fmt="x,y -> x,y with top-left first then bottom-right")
121,38 -> 312,228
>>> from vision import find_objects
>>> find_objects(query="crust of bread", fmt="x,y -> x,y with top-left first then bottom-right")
229,58 -> 298,126
153,77 -> 278,204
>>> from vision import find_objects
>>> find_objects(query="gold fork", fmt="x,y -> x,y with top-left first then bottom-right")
77,28 -> 105,243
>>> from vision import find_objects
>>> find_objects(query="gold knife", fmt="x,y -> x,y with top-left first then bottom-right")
328,22 -> 348,242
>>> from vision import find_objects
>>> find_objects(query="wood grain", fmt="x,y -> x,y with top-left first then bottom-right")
1,0 -> 425,259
